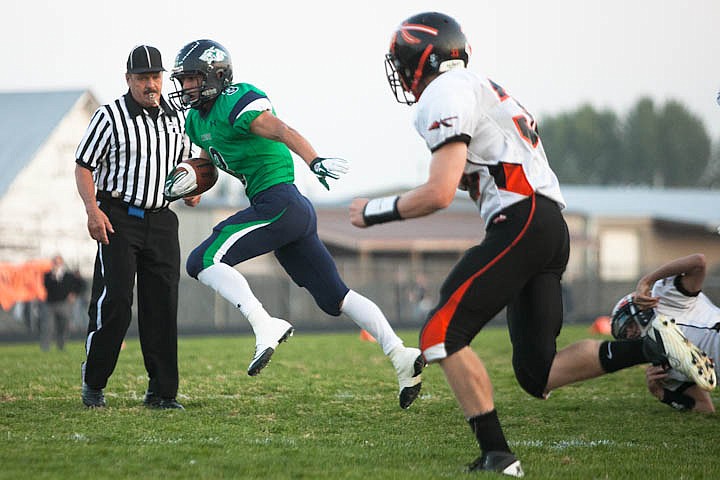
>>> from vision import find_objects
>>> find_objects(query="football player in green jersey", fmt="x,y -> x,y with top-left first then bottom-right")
165,39 -> 424,409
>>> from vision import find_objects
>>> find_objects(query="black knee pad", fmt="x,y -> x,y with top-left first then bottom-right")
513,357 -> 551,399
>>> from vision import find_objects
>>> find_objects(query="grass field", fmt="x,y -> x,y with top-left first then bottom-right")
1,325 -> 718,479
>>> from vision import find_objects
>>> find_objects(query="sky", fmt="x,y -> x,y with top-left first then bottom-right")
4,0 -> 720,200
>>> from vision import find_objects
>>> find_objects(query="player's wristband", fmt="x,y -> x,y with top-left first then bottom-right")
363,195 -> 402,226
661,388 -> 695,410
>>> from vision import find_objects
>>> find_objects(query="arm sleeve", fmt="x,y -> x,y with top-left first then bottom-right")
75,107 -> 112,170
415,85 -> 475,152
229,90 -> 273,134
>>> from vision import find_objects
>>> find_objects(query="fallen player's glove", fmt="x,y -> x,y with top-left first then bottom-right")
309,157 -> 348,190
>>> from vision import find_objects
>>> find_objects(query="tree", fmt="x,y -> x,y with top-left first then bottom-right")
541,97 -> 713,187
540,104 -> 622,184
621,97 -> 661,185
700,137 -> 720,187
655,100 -> 711,186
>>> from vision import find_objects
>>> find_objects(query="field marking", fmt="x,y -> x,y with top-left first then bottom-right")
513,439 -> 643,450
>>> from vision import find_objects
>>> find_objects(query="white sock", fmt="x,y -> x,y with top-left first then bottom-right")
341,290 -> 403,355
197,263 -> 264,320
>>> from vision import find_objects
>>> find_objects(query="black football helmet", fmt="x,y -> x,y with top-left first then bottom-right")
169,39 -> 233,110
385,12 -> 471,105
610,294 -> 655,339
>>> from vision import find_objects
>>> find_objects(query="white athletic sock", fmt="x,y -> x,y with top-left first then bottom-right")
341,290 -> 403,355
197,263 -> 264,320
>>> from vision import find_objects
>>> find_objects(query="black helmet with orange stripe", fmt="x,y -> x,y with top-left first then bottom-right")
385,12 -> 471,105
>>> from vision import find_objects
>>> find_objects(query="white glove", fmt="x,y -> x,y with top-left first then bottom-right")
309,157 -> 349,190
164,164 -> 197,201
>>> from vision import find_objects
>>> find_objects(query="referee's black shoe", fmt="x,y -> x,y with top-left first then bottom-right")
143,391 -> 185,410
467,451 -> 524,477
82,383 -> 106,408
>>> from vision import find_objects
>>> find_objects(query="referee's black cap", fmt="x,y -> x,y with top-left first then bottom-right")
126,45 -> 165,74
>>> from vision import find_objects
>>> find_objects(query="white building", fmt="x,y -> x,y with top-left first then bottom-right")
0,90 -> 99,275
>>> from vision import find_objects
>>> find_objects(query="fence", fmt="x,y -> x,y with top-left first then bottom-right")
2,262 -> 719,342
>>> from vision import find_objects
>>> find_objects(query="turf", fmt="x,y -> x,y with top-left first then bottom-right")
0,326 -> 717,479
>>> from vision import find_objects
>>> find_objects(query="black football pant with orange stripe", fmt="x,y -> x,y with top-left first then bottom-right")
420,194 -> 570,398
83,198 -> 180,399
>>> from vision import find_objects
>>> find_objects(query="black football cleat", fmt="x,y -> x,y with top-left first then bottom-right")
144,391 -> 184,410
468,451 -> 524,477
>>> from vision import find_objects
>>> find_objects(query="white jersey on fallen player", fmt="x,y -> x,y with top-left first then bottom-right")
652,275 -> 720,387
414,68 -> 566,227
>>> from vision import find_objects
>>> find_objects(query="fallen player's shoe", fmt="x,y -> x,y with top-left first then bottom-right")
643,314 -> 716,391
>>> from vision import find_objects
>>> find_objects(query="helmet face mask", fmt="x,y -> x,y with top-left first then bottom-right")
384,53 -> 415,104
169,39 -> 233,110
386,12 -> 471,105
610,294 -> 656,339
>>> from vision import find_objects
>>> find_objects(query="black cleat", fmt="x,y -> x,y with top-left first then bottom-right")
468,451 -> 524,477
248,346 -> 276,377
81,383 -> 106,408
144,391 -> 184,410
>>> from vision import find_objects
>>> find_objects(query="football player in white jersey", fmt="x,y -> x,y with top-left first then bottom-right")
612,253 -> 719,413
350,12 -> 710,477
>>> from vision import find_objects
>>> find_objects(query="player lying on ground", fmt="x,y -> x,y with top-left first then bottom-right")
611,253 -> 718,413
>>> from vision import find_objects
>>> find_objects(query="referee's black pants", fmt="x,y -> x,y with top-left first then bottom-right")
83,198 -> 180,399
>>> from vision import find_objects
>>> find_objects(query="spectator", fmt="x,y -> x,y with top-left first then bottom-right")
41,255 -> 77,351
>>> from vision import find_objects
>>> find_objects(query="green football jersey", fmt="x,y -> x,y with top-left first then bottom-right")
184,83 -> 295,199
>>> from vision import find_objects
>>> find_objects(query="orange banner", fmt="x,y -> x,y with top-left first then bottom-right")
0,259 -> 53,311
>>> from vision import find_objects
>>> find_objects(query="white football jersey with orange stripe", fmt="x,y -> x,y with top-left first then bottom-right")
414,68 -> 565,226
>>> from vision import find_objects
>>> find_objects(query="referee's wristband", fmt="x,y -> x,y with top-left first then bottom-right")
363,195 -> 402,226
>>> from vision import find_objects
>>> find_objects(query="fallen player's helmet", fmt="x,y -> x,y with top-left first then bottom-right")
610,294 -> 655,339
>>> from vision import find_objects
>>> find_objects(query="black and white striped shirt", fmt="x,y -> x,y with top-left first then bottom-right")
75,92 -> 191,210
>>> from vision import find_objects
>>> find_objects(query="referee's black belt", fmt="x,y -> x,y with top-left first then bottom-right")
97,191 -> 168,218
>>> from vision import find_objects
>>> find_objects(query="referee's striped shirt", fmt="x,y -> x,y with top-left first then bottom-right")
75,92 -> 191,210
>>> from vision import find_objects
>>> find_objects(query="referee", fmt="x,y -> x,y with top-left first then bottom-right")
74,45 -> 199,409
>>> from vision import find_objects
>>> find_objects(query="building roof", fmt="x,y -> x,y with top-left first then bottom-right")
313,185 -> 720,252
0,90 -> 87,197
562,185 -> 720,233
317,207 -> 485,253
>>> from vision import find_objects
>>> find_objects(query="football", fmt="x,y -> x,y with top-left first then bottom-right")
164,157 -> 219,201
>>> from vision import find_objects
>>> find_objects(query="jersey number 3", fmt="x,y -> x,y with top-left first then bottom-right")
489,79 -> 539,148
